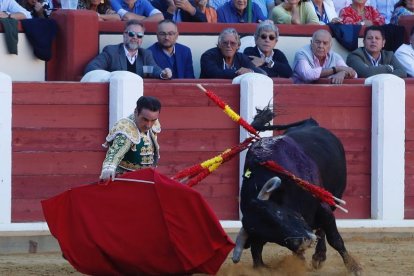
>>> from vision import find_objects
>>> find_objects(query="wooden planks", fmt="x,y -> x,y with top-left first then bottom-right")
10,81 -> 413,221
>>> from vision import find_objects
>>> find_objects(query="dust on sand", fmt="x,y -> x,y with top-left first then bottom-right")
1,236 -> 413,276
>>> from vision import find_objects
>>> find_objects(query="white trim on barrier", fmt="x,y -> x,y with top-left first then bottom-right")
0,72 -> 12,225
366,74 -> 406,220
109,71 -> 143,129
1,220 -> 414,232
234,73 -> 274,219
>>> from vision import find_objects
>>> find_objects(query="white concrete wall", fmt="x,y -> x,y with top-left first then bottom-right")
0,34 -> 46,81
366,74 -> 406,220
0,73 -> 12,225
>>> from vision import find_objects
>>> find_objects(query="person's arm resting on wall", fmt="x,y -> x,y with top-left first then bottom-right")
84,47 -> 112,74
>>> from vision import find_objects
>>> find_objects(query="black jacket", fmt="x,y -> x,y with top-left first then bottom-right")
200,47 -> 267,78
243,46 -> 292,78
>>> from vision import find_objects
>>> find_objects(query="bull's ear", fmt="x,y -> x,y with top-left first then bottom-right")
255,107 -> 262,113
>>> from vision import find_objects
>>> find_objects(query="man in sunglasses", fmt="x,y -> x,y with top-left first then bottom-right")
292,29 -> 356,84
84,20 -> 172,80
148,19 -> 195,78
244,20 -> 292,78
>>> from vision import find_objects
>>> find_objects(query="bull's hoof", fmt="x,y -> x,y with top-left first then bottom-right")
253,262 -> 269,269
311,252 -> 326,269
344,253 -> 363,276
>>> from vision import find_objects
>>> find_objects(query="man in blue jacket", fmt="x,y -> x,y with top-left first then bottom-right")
148,19 -> 195,79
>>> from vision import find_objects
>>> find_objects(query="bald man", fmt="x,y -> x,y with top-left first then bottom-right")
292,29 -> 356,84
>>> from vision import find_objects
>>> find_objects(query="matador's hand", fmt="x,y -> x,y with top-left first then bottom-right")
100,167 -> 116,181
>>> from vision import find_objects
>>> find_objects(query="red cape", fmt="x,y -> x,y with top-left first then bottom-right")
42,168 -> 234,275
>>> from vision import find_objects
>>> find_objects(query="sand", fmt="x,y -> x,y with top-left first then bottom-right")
1,235 -> 413,275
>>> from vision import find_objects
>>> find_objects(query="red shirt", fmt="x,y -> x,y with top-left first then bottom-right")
339,6 -> 385,26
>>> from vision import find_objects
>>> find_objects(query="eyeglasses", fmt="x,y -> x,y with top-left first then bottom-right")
124,31 -> 144,38
157,32 -> 177,37
260,34 -> 276,41
220,41 -> 238,48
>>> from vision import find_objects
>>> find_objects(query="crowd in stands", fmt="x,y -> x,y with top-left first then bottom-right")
1,0 -> 412,24
2,0 -> 414,81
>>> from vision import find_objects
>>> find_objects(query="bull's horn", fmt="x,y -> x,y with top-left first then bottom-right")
257,177 -> 282,200
232,227 -> 248,263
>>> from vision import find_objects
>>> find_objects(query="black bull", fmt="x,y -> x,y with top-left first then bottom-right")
233,119 -> 362,275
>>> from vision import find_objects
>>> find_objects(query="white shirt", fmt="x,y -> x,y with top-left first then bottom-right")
123,45 -> 138,65
395,43 -> 414,77
0,0 -> 32,18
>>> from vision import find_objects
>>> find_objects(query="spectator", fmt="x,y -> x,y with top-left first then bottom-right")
200,28 -> 266,78
254,0 -> 275,18
333,0 -> 370,14
395,26 -> 414,76
370,0 -> 398,24
243,20 -> 292,78
19,0 -> 51,18
339,0 -> 384,26
390,0 -> 414,25
209,0 -> 227,9
217,0 -> 266,23
84,20 -> 172,79
110,0 -> 164,21
0,0 -> 32,19
194,0 -> 217,22
211,0 -> 274,16
151,0 -> 207,22
100,96 -> 162,181
293,29 -> 356,83
271,0 -> 319,25
78,0 -> 120,21
148,19 -> 195,78
346,25 -> 407,78
311,0 -> 342,24
332,0 -> 351,14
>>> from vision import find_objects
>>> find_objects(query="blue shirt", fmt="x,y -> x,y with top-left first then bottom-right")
217,1 -> 265,23
111,0 -> 158,16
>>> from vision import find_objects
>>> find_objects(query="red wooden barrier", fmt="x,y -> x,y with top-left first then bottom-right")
11,81 -> 414,222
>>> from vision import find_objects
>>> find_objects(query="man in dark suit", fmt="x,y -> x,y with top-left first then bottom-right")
243,20 -> 292,78
200,27 -> 266,79
84,20 -> 172,79
148,19 -> 195,79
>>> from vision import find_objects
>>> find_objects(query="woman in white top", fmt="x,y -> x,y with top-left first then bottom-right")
312,0 -> 342,23
0,0 -> 32,19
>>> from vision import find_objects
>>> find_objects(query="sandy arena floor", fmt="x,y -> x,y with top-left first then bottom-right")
1,235 -> 413,275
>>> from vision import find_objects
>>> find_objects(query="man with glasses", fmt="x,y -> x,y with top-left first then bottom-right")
292,29 -> 356,84
84,20 -> 172,79
244,20 -> 292,78
200,28 -> 266,78
148,19 -> 195,78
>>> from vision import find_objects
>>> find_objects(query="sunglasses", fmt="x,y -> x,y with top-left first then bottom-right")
125,31 -> 144,38
220,41 -> 238,48
260,34 -> 276,41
